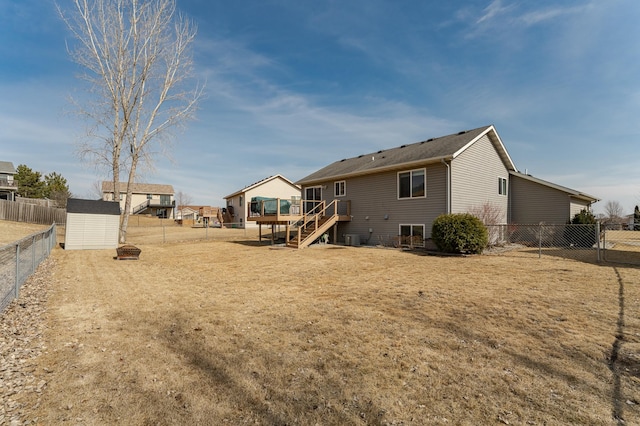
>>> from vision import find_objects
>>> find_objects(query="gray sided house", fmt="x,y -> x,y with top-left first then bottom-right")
64,198 -> 121,250
509,172 -> 597,224
296,125 -> 598,246
0,161 -> 17,201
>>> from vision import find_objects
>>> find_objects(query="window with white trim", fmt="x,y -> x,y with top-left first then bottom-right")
334,180 -> 346,197
498,177 -> 507,196
399,224 -> 425,247
398,168 -> 426,199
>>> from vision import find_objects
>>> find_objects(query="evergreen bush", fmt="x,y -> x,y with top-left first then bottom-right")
431,213 -> 488,254
565,209 -> 597,247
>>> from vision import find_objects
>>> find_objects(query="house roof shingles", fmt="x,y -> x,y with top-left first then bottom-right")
296,125 -> 515,185
0,161 -> 16,174
510,171 -> 599,203
101,181 -> 174,195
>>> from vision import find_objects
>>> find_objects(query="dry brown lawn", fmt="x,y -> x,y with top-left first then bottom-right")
4,219 -> 640,424
0,222 -> 50,245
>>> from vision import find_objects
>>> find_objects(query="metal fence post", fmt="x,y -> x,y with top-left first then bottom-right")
32,235 -> 36,274
596,222 -> 601,262
603,227 -> 607,262
15,243 -> 20,299
538,224 -> 542,258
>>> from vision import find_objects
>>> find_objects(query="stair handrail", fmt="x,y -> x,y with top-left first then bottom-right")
132,199 -> 150,214
289,200 -> 340,247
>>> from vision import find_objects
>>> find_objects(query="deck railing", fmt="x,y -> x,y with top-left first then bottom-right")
133,199 -> 175,214
249,197 -> 301,218
0,178 -> 17,188
294,200 -> 348,247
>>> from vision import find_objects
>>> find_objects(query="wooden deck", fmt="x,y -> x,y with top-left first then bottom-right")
247,199 -> 351,248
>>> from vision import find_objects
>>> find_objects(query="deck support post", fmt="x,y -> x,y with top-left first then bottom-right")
285,223 -> 291,245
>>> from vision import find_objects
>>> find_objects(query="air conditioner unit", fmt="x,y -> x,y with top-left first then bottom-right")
345,234 -> 360,246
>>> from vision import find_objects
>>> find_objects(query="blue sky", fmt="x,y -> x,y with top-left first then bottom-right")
2,0 -> 640,215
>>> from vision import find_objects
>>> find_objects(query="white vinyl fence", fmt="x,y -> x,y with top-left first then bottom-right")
0,224 -> 57,313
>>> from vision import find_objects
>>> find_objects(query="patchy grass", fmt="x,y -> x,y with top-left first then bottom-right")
7,223 -> 639,425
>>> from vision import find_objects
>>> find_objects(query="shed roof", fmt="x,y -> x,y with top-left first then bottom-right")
67,198 -> 121,215
509,171 -> 599,203
101,181 -> 174,195
0,161 -> 16,174
296,125 -> 516,185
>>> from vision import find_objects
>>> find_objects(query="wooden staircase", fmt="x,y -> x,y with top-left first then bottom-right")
285,200 -> 341,249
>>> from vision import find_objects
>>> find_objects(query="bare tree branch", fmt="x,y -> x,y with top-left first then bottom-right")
604,200 -> 624,220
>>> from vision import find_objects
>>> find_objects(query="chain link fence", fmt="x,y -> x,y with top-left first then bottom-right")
484,223 -> 640,265
485,224 -> 601,262
0,224 -> 57,313
122,221 -> 263,245
601,227 -> 640,265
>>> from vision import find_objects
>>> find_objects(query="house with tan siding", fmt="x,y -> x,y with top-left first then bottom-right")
224,175 -> 301,229
101,182 -> 175,219
295,125 -> 598,247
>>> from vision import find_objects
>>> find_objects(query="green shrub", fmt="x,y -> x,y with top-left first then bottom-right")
570,209 -> 597,225
431,213 -> 488,254
564,209 -> 597,247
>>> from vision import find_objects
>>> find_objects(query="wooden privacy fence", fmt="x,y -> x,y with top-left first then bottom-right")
0,199 -> 66,225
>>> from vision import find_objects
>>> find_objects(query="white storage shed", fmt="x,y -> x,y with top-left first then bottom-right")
64,198 -> 121,250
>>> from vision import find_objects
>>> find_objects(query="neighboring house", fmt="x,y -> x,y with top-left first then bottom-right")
64,198 -> 121,250
101,181 -> 175,219
176,205 -> 222,227
176,206 -> 200,221
224,174 -> 301,228
295,125 -> 598,247
0,161 -> 17,201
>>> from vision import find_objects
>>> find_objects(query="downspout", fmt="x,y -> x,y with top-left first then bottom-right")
507,173 -> 512,224
441,159 -> 450,214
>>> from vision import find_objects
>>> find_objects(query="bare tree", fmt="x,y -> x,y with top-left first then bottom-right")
469,202 -> 505,245
468,202 -> 504,225
88,180 -> 104,200
59,0 -> 202,242
604,200 -> 624,220
175,190 -> 193,210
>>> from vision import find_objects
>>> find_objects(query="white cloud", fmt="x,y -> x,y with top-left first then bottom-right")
476,0 -> 512,25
